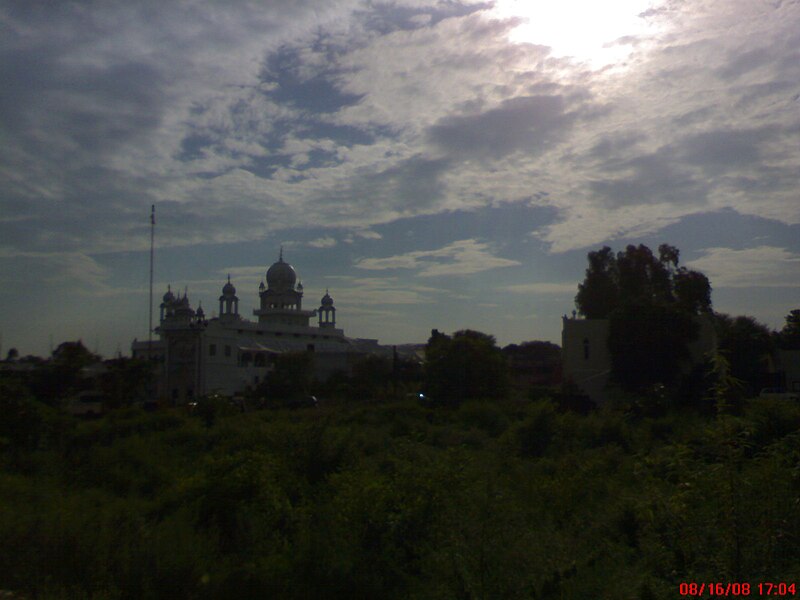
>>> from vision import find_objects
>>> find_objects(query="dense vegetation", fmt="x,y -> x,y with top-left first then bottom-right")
1,244 -> 797,598
2,389 -> 800,599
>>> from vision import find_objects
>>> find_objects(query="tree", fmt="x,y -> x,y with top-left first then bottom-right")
424,330 -> 509,403
777,309 -> 800,350
259,351 -> 314,401
575,246 -> 619,318
575,244 -> 712,392
98,357 -> 154,408
349,355 -> 393,400
608,303 -> 697,390
29,340 -> 102,404
51,340 -> 101,369
0,379 -> 45,458
575,244 -> 711,318
714,313 -> 775,395
502,341 -> 561,390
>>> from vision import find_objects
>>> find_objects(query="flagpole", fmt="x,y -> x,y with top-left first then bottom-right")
148,204 -> 155,356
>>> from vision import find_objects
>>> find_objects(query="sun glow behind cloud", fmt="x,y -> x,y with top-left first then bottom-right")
491,0 -> 661,68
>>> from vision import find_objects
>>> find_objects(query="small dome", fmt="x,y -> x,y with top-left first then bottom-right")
162,286 -> 175,303
266,250 -> 297,292
321,290 -> 334,306
222,274 -> 236,296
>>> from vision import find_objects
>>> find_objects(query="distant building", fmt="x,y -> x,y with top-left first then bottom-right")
775,350 -> 800,393
561,313 -> 716,405
502,342 -> 562,394
132,251 -> 387,403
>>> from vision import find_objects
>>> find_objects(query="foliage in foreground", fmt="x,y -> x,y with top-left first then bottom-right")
1,394 -> 800,599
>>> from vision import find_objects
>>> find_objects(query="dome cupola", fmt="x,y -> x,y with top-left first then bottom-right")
219,274 -> 240,320
266,247 -> 297,292
221,274 -> 236,296
318,288 -> 336,328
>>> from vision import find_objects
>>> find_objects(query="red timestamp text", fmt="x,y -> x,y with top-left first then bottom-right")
678,582 -> 797,596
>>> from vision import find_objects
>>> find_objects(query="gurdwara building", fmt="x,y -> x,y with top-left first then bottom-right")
132,251 -> 384,403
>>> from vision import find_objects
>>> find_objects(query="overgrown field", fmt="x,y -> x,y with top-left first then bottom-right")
2,397 -> 799,599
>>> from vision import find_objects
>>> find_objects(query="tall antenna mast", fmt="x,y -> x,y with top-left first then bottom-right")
149,204 -> 155,354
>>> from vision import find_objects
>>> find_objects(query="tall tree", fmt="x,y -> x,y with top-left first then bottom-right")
575,243 -> 711,318
778,309 -> 800,350
575,243 -> 712,392
424,330 -> 509,403
575,246 -> 619,318
714,313 -> 775,394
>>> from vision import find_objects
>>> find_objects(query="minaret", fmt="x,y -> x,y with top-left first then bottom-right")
318,289 -> 336,328
219,274 -> 240,321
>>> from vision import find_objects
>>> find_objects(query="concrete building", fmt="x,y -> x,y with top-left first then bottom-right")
132,251 -> 384,403
775,349 -> 800,393
561,313 -> 716,405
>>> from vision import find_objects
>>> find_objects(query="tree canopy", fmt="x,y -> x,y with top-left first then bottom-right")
424,329 -> 509,403
575,244 -> 712,392
778,309 -> 800,350
714,313 -> 776,394
575,244 -> 711,318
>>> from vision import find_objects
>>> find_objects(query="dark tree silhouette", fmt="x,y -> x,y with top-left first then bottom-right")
778,309 -> 800,350
714,313 -> 775,394
575,244 -> 712,392
259,351 -> 314,401
424,329 -> 509,403
575,243 -> 711,318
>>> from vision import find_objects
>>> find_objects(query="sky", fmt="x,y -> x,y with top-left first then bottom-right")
1,0 -> 799,358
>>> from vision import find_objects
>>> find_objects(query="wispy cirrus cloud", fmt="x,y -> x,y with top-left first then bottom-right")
504,282 -> 578,294
355,239 -> 520,277
687,246 -> 800,289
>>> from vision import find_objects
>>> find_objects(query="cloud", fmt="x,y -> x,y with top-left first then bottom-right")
427,94 -> 585,161
2,0 -> 800,262
321,276 -> 440,305
308,236 -> 338,248
355,239 -> 520,276
687,246 -> 800,288
505,282 -> 578,294
0,251 -> 109,294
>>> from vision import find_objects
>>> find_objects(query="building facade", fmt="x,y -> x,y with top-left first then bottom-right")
561,313 -> 716,405
132,252 -> 381,403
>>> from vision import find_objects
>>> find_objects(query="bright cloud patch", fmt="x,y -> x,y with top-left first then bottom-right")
505,282 -> 578,294
688,246 -> 800,288
308,236 -> 338,248
355,239 -> 520,277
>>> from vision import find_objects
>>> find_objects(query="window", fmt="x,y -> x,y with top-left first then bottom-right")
209,344 -> 216,357
225,345 -> 231,357
583,338 -> 590,360
254,376 -> 259,384
307,344 -> 315,352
